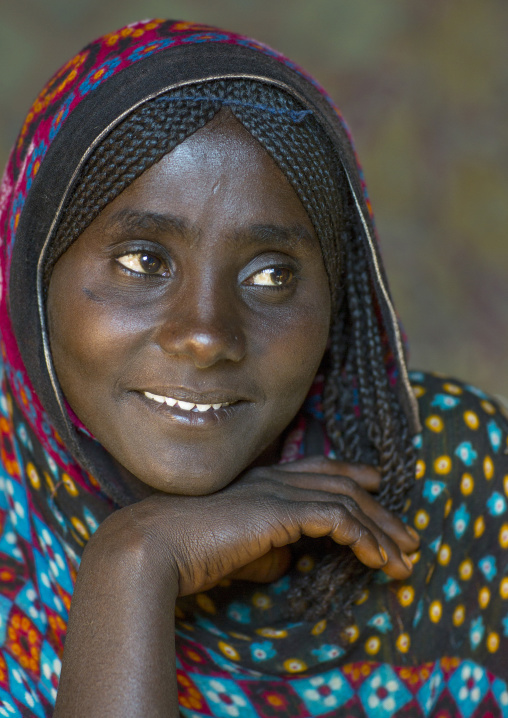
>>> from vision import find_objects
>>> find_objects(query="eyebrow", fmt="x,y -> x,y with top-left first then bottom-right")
105,209 -> 189,236
105,210 -> 315,250
232,223 -> 316,251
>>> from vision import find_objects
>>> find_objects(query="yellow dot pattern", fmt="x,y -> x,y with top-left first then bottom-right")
174,374 -> 508,685
4,351 -> 508,705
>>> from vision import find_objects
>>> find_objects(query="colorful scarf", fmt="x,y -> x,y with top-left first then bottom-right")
0,19 -> 506,716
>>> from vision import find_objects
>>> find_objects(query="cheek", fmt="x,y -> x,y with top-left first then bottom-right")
49,253 -> 155,375
50,303 -> 147,398
48,270 -> 135,399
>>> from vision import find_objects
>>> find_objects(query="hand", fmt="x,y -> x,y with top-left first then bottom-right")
94,455 -> 419,597
56,456 -> 420,716
220,456 -> 419,586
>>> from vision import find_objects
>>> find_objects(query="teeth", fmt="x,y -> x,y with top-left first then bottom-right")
143,392 -> 231,412
145,391 -> 164,403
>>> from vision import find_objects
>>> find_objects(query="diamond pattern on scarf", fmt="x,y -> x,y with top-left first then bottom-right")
291,669 -> 354,715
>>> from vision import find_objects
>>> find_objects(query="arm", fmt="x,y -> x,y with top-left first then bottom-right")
54,509 -> 180,717
54,460 -> 419,717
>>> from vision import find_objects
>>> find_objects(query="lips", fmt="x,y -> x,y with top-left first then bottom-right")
143,390 -> 233,413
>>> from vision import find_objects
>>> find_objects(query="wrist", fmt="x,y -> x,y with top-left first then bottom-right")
82,506 -> 180,599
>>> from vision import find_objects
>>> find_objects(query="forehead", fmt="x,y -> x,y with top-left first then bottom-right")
89,111 -> 319,247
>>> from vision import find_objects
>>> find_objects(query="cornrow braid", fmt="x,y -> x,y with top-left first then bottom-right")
44,82 -> 228,287
45,78 -> 416,620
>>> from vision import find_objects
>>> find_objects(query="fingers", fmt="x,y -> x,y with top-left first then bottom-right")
227,546 -> 292,583
357,495 -> 420,556
331,461 -> 381,492
322,479 -> 420,556
277,456 -> 381,492
287,497 -> 414,579
286,498 -> 388,570
199,547 -> 291,592
340,502 -> 415,580
149,465 -> 419,596
271,468 -> 419,556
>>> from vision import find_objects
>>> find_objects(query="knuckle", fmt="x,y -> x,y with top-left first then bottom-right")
246,482 -> 291,514
338,495 -> 359,514
350,523 -> 369,543
309,500 -> 347,529
339,476 -> 358,494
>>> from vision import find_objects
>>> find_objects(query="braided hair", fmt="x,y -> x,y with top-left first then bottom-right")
46,79 -> 416,621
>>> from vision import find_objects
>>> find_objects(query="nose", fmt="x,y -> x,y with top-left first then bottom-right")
154,288 -> 246,368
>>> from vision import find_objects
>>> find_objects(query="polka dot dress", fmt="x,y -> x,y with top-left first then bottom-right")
174,372 -> 508,717
0,367 -> 506,715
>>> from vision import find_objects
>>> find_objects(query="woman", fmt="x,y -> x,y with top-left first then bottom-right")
0,19 -> 507,717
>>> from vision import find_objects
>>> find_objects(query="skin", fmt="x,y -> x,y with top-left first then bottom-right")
49,111 -> 419,717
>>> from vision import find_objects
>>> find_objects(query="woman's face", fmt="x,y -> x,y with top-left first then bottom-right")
48,111 -> 332,495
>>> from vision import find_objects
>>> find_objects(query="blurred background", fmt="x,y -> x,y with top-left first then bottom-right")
1,0 -> 507,398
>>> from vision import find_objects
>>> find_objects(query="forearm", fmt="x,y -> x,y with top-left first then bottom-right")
54,512 -> 180,717
53,461 -> 419,716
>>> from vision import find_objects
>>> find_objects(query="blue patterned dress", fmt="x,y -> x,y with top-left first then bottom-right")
0,365 -> 506,716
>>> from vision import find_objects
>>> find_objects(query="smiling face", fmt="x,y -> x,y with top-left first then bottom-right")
47,111 -> 332,496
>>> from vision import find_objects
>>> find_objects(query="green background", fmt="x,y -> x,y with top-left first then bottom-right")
1,0 -> 507,399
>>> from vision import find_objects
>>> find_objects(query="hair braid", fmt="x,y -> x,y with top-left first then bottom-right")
45,85 -> 227,286
45,78 -> 416,620
288,196 -> 416,620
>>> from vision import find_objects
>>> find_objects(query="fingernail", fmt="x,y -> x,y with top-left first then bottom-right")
401,553 -> 413,570
405,526 -> 420,541
379,546 -> 388,564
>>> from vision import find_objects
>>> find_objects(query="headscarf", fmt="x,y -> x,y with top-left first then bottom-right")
0,20 -> 506,717
2,19 -> 419,505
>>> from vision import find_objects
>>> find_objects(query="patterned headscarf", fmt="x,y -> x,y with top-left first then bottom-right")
0,20 -> 419,506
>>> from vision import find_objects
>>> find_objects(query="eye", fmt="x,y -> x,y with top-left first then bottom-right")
245,267 -> 294,287
116,252 -> 169,276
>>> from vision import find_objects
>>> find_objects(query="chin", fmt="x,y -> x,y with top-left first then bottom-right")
120,451 -> 248,497
102,415 -> 282,497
